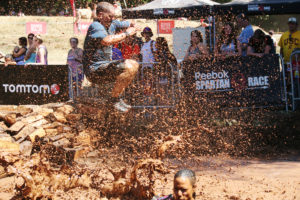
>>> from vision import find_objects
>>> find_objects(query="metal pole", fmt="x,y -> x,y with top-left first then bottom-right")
123,0 -> 128,9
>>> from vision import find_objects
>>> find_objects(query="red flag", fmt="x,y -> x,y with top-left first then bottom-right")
70,0 -> 76,17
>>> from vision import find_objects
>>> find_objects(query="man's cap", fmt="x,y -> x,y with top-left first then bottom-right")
142,27 -> 153,34
288,17 -> 297,24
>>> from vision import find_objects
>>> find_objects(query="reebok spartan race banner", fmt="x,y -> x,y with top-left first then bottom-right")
183,55 -> 283,108
0,65 -> 69,105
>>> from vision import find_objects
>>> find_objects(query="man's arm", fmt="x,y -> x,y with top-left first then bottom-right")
101,27 -> 137,46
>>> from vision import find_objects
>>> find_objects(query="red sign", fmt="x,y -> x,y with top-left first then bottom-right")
74,22 -> 92,34
26,22 -> 47,35
158,20 -> 175,34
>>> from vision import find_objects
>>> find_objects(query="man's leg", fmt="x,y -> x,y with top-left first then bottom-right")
111,59 -> 139,98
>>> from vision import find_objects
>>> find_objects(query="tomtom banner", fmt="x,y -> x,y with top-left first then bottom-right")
26,22 -> 47,35
74,22 -> 92,34
157,20 -> 175,34
182,55 -> 283,108
0,65 -> 69,105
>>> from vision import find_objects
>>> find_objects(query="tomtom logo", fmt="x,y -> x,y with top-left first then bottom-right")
2,84 -> 59,95
51,84 -> 60,95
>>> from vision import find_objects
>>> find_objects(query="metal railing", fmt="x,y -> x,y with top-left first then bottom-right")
69,62 -> 181,110
289,50 -> 300,111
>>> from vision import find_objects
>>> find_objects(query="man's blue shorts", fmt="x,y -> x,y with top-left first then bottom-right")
85,60 -> 126,85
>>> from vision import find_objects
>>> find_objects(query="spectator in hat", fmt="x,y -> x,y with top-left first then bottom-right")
236,13 -> 254,56
247,29 -> 275,57
141,27 -> 157,68
278,17 -> 300,64
152,169 -> 197,200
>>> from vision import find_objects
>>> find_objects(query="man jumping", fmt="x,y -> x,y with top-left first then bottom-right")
83,2 -> 139,113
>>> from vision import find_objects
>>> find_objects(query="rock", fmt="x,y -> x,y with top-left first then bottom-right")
56,104 -> 74,115
53,138 -> 70,147
65,147 -> 89,162
4,113 -> 17,126
45,128 -> 58,136
29,119 -> 48,128
50,134 -> 67,142
29,128 -> 46,142
0,122 -> 8,132
20,141 -> 32,156
43,122 -> 63,129
76,131 -> 91,146
66,113 -> 82,122
41,102 -> 65,109
39,107 -> 54,117
13,125 -> 35,142
0,140 -> 20,154
0,165 -> 7,179
8,121 -> 25,133
21,114 -> 44,124
0,133 -> 15,142
15,106 -> 33,116
49,112 -> 67,123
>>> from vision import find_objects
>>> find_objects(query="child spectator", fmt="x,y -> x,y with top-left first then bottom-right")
141,27 -> 156,68
247,29 -> 275,57
12,37 -> 27,64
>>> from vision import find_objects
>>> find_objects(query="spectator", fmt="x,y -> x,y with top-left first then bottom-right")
152,169 -> 197,200
4,54 -> 16,66
117,34 -> 141,60
34,35 -> 48,65
236,13 -> 254,56
183,30 -> 208,62
12,37 -> 27,64
141,27 -> 156,68
216,22 -> 237,57
67,37 -> 84,85
155,37 -> 177,66
24,33 -> 37,64
18,9 -> 25,17
278,17 -> 300,64
247,29 -> 275,57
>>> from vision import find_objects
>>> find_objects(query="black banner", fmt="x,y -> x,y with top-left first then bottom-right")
183,55 -> 283,108
0,65 -> 69,105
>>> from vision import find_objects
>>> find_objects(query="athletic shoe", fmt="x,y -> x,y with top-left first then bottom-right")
113,99 -> 131,113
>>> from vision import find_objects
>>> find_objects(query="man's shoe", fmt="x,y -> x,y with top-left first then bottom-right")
113,99 -> 131,113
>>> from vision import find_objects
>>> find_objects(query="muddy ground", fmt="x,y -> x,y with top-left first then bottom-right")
0,102 -> 299,200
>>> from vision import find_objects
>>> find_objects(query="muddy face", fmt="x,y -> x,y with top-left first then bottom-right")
173,177 -> 195,200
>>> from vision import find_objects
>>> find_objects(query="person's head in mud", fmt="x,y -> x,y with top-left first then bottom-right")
236,13 -> 249,28
288,17 -> 298,33
141,27 -> 153,42
173,169 -> 196,200
190,30 -> 203,46
251,29 -> 266,45
27,33 -> 34,46
96,2 -> 116,28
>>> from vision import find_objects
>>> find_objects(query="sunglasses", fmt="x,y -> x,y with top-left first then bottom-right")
28,37 -> 33,40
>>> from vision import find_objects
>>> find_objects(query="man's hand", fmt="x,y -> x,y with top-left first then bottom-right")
126,27 -> 137,36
